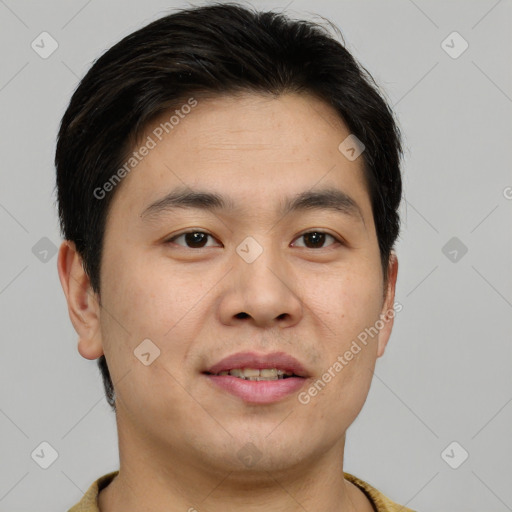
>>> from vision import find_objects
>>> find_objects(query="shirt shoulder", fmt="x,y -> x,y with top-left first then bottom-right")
67,470 -> 119,512
343,471 -> 417,512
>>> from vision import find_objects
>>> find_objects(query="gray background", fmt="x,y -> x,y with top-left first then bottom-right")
0,0 -> 511,510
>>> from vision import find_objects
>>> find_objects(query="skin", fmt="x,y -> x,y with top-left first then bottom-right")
58,91 -> 398,512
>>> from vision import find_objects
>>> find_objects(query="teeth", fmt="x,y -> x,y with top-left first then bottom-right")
215,368 -> 295,380
243,368 -> 261,378
260,369 -> 278,378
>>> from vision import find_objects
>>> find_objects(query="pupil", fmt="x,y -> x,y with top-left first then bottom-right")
186,232 -> 207,248
304,232 -> 325,248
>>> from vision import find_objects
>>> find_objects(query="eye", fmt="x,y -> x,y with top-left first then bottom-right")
291,231 -> 342,249
164,230 -> 343,250
165,230 -> 221,249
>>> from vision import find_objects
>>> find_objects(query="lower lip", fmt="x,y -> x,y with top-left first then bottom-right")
204,374 -> 307,404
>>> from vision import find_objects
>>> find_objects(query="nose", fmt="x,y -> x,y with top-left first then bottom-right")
217,240 -> 304,329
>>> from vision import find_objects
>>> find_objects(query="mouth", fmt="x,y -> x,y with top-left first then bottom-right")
204,350 -> 309,377
202,351 -> 309,403
204,368 -> 302,381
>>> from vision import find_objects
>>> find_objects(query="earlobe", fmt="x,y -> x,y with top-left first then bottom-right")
376,251 -> 399,358
57,240 -> 104,360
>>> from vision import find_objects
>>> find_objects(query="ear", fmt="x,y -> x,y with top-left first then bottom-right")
57,240 -> 104,360
376,250 -> 399,358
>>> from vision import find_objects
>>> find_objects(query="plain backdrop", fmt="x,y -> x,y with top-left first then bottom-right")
0,1 -> 511,510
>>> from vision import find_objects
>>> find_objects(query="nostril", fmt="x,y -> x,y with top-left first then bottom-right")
235,312 -> 249,319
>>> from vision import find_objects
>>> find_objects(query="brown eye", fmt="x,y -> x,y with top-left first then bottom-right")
166,231 -> 220,249
292,231 -> 341,249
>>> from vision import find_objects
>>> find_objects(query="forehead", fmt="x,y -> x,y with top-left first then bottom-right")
110,92 -> 372,223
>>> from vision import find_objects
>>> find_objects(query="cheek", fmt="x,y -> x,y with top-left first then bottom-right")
98,255 -> 198,416
309,265 -> 383,335
99,249 -> 215,379
101,248 -> 189,335
304,266 -> 382,407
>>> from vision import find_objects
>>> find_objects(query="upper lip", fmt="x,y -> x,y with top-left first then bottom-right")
205,351 -> 309,378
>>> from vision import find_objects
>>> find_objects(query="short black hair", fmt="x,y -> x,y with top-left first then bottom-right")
55,2 -> 403,411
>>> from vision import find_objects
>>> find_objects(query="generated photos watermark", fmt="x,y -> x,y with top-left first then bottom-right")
298,300 -> 403,405
93,97 -> 198,200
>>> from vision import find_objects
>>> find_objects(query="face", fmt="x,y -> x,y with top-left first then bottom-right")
60,92 -> 398,475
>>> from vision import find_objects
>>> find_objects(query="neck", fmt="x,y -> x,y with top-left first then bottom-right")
98,415 -> 373,512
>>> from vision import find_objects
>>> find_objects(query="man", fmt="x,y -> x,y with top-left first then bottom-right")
56,3 -> 413,511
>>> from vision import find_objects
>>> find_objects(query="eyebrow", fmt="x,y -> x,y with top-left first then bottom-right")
140,185 -> 365,225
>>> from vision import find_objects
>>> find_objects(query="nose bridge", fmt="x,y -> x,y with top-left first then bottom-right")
226,233 -> 303,326
235,233 -> 285,288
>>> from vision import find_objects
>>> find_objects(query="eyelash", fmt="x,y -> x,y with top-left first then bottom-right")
164,230 -> 344,249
